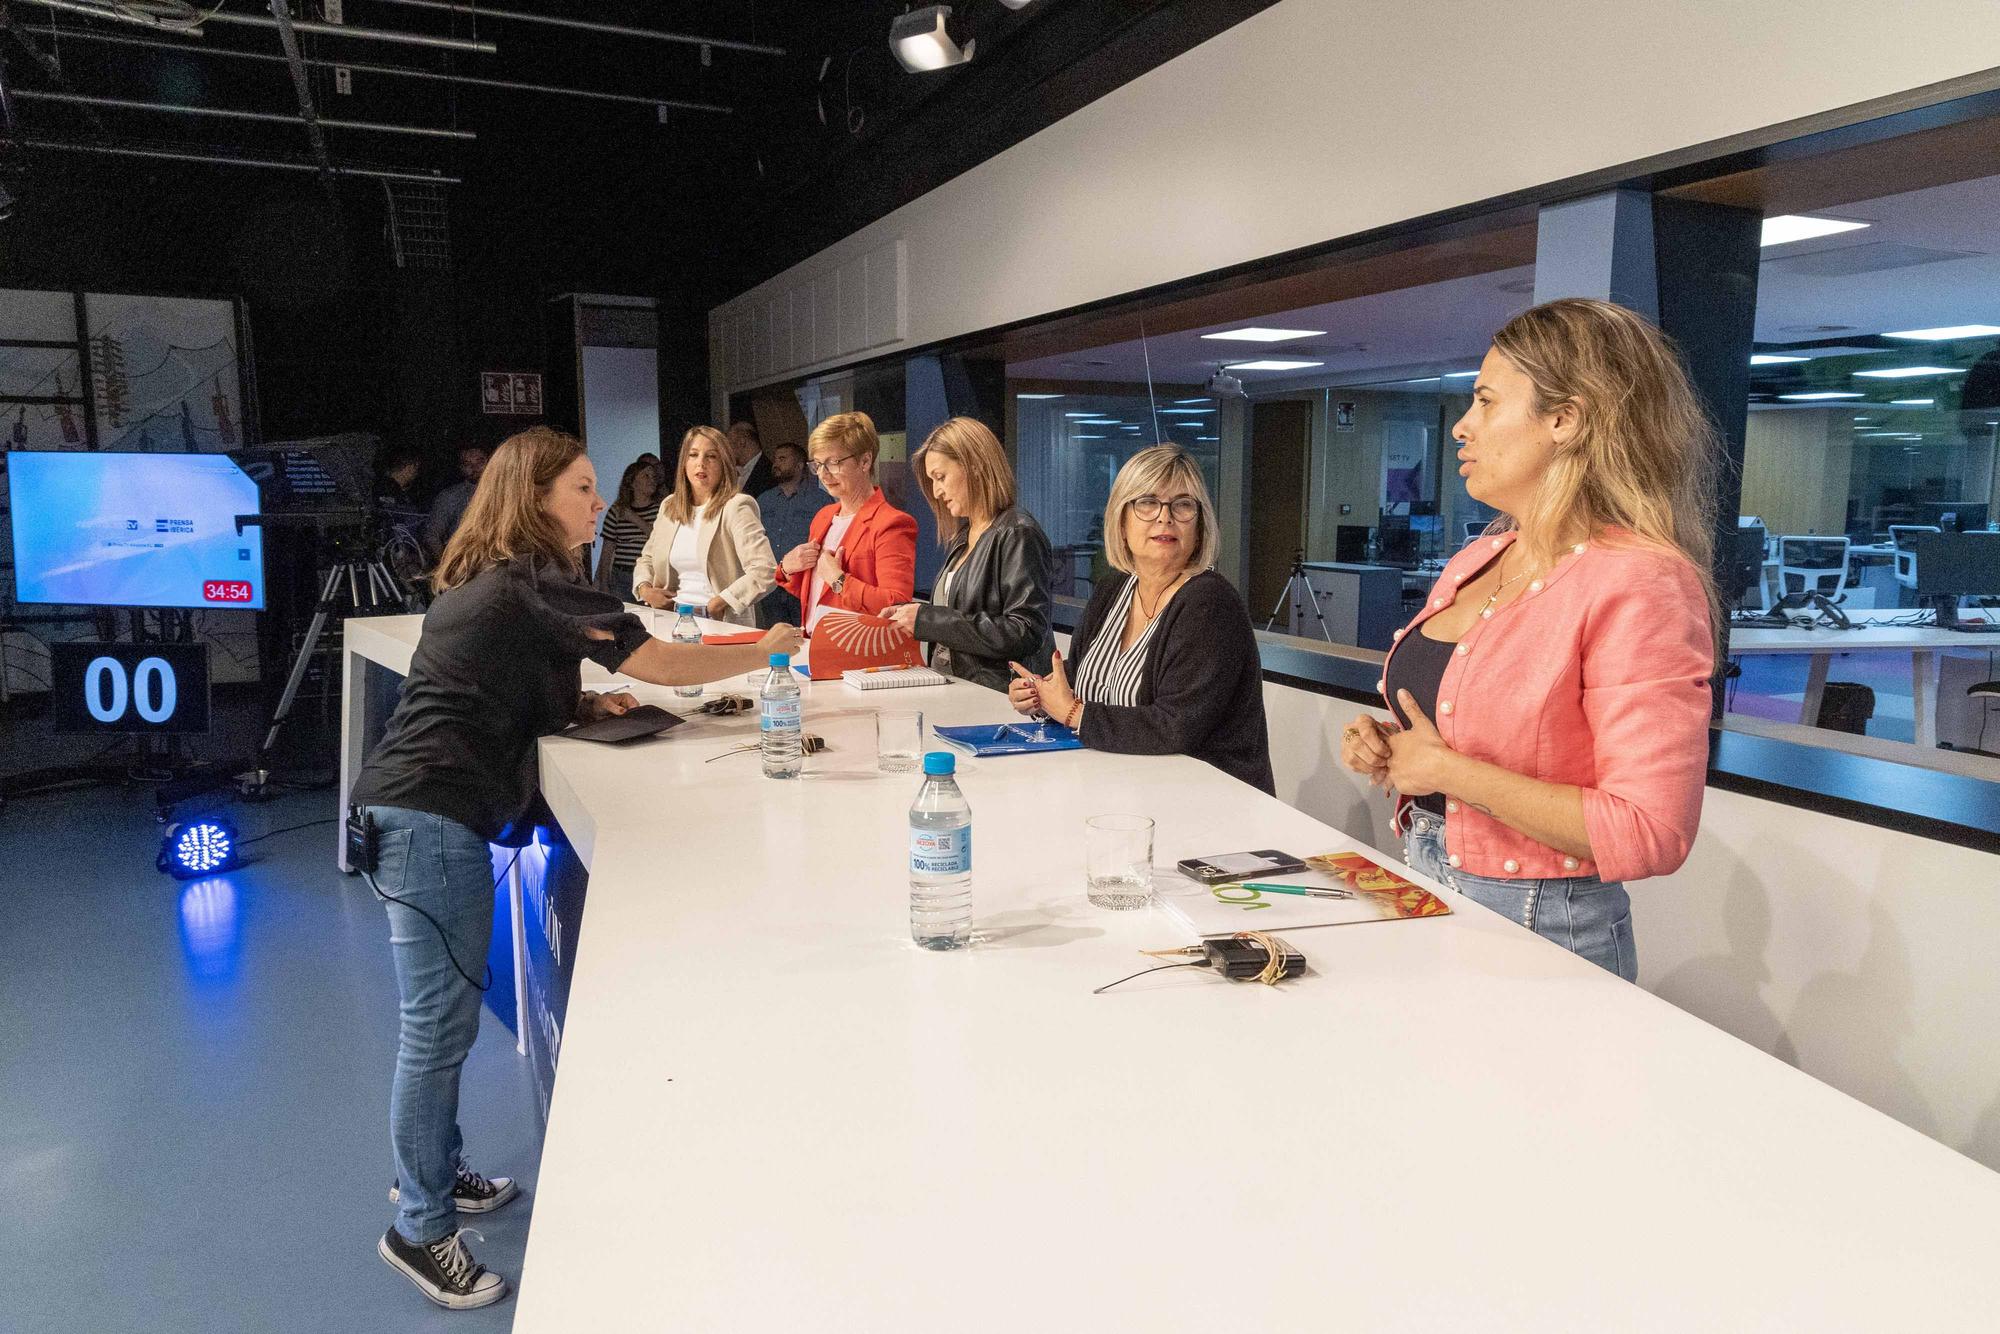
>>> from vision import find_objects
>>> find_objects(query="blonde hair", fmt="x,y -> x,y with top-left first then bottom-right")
664,425 -> 740,524
1102,444 -> 1219,574
912,416 -> 1016,545
1489,298 -> 1721,631
807,410 -> 879,479
433,427 -> 589,592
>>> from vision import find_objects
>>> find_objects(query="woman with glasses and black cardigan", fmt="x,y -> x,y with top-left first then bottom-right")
1008,444 -> 1274,794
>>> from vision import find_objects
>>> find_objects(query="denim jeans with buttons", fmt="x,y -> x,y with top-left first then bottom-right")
1401,808 -> 1638,982
368,805 -> 497,1245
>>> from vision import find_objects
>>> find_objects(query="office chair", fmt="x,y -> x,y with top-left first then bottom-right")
1889,525 -> 1941,592
1777,536 -> 1851,597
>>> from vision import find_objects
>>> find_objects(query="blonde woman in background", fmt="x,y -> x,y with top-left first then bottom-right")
634,426 -> 778,626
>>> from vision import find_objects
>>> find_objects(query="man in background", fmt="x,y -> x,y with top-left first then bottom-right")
729,419 -> 775,498
756,442 -> 817,627
424,441 -> 490,560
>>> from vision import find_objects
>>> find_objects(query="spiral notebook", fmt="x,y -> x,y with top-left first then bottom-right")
842,666 -> 948,690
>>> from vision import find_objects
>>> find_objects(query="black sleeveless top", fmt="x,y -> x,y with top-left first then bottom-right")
1384,628 -> 1457,816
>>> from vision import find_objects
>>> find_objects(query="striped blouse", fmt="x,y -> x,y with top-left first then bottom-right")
599,501 -> 660,592
1072,576 -> 1161,707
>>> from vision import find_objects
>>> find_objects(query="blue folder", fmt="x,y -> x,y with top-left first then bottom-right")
932,722 -> 1083,756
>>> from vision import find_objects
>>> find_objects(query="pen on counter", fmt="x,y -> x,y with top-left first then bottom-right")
1239,882 -> 1353,899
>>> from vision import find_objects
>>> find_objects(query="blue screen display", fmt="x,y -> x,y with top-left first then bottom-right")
7,451 -> 265,609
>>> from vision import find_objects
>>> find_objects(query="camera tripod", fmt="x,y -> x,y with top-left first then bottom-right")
247,548 -> 409,791
1263,551 -> 1335,644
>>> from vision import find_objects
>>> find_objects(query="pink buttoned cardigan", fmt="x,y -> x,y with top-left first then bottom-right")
1381,528 -> 1714,884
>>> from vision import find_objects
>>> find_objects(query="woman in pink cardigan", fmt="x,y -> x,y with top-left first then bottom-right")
1341,299 -> 1718,981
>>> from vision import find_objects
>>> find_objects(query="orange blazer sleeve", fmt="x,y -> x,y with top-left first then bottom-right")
833,504 -> 918,615
776,506 -> 833,599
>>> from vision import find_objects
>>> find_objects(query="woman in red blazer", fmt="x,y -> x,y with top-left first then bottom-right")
1341,298 -> 1719,982
775,410 -> 918,631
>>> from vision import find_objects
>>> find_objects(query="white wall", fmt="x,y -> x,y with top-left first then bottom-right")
714,0 -> 2000,399
1263,679 -> 2000,1174
580,345 -> 661,561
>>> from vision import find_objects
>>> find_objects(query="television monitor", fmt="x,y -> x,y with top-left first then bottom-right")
6,451 -> 266,609
1918,501 -> 1990,532
1409,513 -> 1440,535
1914,532 -> 2000,628
1334,524 -> 1370,564
1723,526 -> 1766,605
1377,515 -> 1419,566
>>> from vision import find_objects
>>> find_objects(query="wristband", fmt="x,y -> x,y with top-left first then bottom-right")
1065,700 -> 1082,731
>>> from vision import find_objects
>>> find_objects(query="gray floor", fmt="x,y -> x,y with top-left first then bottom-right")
0,738 -> 544,1332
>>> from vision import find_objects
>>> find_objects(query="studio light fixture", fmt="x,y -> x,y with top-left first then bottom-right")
1890,398 -> 1935,406
1224,358 -> 1320,374
1778,392 -> 1863,401
890,6 -> 974,72
1881,324 -> 2000,341
1015,393 -> 1063,400
1853,366 -> 1964,379
1750,354 -> 1808,365
1442,370 -> 1479,379
158,816 -> 240,880
1199,327 -> 1325,343
1759,215 -> 1869,247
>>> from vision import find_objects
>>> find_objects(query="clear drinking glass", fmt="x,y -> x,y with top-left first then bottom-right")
876,709 -> 924,773
1086,814 -> 1155,909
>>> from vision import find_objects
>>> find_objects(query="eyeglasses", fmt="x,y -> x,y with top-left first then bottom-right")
1129,495 -> 1200,523
806,454 -> 865,477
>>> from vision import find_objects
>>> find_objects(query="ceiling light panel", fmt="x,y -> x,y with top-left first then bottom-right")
1224,359 -> 1324,372
1852,366 -> 1965,379
1759,215 -> 1870,247
1199,327 -> 1326,343
1881,325 -> 2000,341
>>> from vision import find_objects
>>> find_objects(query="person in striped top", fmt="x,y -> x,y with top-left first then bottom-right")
595,455 -> 664,595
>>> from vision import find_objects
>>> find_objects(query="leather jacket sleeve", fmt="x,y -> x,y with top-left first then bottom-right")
913,516 -> 1054,670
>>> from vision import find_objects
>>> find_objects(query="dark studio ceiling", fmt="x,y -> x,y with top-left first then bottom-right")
0,0 -> 1281,301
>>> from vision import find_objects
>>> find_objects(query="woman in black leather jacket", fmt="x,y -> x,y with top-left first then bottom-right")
884,417 -> 1055,692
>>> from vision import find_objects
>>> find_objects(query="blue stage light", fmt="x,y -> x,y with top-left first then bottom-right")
159,817 -> 239,879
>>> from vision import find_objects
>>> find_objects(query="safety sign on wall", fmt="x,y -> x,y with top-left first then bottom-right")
481,371 -> 545,415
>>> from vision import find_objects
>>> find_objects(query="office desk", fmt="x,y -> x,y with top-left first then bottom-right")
338,614 -> 2000,1332
1727,614 -> 1997,748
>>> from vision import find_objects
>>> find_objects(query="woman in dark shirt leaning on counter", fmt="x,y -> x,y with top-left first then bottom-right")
883,416 -> 1055,690
1008,443 -> 1274,793
349,427 -> 799,1311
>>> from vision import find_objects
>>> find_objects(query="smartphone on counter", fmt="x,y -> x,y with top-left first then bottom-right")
1175,850 -> 1308,885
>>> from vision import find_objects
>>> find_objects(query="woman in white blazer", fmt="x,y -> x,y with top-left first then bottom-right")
633,426 -> 778,627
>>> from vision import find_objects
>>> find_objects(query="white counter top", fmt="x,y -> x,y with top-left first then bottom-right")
340,612 -> 2000,1331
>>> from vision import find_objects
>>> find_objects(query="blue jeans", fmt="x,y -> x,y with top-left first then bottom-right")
1401,808 -> 1638,982
368,806 -> 495,1245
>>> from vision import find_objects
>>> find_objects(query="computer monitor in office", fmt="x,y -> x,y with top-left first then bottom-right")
1377,515 -> 1418,566
1914,532 -> 2000,627
1722,526 -> 1766,606
1335,524 -> 1370,563
1918,501 -> 1990,532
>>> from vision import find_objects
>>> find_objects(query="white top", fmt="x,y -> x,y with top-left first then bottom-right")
806,512 -> 856,632
668,513 -> 710,608
1073,576 -> 1161,706
928,557 -> 961,675
335,617 -> 2000,1332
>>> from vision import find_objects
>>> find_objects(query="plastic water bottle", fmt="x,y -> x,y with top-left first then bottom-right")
760,653 -> 802,779
672,605 -> 703,699
909,751 -> 972,950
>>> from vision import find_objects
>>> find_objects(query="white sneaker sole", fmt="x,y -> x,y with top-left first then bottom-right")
377,1233 -> 509,1310
387,1179 -> 521,1214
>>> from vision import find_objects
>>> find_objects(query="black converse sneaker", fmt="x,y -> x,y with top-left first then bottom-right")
388,1162 -> 520,1214
378,1227 -> 508,1310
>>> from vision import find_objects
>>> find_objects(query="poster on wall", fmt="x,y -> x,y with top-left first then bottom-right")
83,293 -> 247,452
481,370 -> 544,414
1379,420 -> 1432,510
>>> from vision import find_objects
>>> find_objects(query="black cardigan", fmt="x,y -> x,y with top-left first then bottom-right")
1067,569 -> 1275,794
912,507 -> 1056,692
